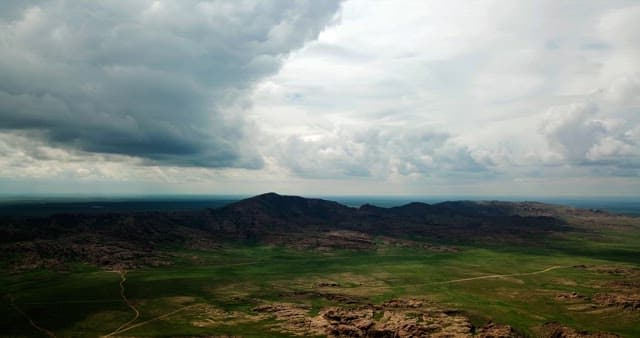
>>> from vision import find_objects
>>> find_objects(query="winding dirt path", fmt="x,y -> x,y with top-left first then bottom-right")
104,304 -> 199,336
431,265 -> 568,285
8,295 -> 57,338
102,271 -> 140,337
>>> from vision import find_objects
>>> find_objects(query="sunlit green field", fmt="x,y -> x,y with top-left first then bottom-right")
2,229 -> 640,337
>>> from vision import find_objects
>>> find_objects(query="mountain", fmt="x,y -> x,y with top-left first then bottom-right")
209,192 -> 354,229
0,193 -> 634,271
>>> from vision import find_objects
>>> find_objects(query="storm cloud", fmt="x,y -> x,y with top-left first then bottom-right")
0,1 -> 342,168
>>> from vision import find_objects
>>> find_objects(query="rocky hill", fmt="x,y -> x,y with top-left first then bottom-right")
0,192 -> 635,270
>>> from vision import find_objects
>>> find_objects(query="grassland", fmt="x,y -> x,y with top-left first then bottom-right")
2,228 -> 640,337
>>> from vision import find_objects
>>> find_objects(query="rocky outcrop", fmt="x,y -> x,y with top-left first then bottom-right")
538,322 -> 620,338
253,298 -> 519,337
555,292 -> 587,302
475,322 -> 520,338
592,293 -> 640,311
567,266 -> 640,311
4,237 -> 170,271
264,230 -> 375,251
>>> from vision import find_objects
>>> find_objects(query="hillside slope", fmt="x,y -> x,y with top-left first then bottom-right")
0,193 -> 637,270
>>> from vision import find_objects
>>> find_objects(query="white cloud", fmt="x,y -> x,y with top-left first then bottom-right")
271,124 -> 488,180
249,0 -> 640,194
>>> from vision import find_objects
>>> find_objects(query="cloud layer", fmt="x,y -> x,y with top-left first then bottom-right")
0,0 -> 341,168
272,126 -> 489,180
1,0 -> 639,196
250,0 -> 640,194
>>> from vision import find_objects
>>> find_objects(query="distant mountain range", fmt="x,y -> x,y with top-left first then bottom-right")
1,192 -> 635,271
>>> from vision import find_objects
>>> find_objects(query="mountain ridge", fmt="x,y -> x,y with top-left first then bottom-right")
1,192 -> 636,271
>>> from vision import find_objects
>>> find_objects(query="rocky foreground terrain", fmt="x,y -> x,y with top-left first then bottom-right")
186,295 -> 622,338
555,265 -> 640,314
252,298 -> 511,337
189,296 -> 623,338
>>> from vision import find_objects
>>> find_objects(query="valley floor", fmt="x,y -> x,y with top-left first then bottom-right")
2,227 -> 640,337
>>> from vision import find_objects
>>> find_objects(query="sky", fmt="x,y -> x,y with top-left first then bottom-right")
0,0 -> 639,197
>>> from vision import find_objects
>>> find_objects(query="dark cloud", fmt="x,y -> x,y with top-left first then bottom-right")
0,0 -> 342,168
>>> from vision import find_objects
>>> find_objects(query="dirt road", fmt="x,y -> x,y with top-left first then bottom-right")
432,265 -> 568,284
104,304 -> 199,336
102,271 -> 140,337
9,295 -> 57,338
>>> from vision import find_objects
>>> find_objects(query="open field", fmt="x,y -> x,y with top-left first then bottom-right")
2,227 -> 640,337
